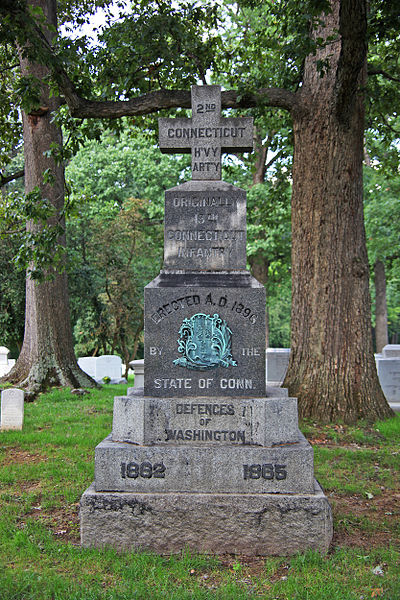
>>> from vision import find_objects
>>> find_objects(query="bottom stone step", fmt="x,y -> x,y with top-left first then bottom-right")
80,480 -> 333,556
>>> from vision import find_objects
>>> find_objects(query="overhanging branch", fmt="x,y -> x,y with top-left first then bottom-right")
0,169 -> 24,187
9,2 -> 298,120
66,87 -> 297,119
367,67 -> 400,84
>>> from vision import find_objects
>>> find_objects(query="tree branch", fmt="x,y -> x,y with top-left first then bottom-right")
62,87 -> 297,119
367,66 -> 400,83
0,169 -> 24,187
9,2 -> 298,119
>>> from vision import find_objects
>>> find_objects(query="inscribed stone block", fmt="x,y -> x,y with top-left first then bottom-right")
163,180 -> 246,270
80,480 -> 333,555
1,388 -> 24,430
144,273 -> 266,398
112,392 -> 299,447
94,434 -> 314,494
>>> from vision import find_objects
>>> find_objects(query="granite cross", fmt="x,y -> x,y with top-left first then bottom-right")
159,85 -> 253,181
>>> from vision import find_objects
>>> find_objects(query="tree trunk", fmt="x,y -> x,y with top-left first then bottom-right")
252,130 -> 267,185
1,0 -> 96,395
284,0 -> 393,423
374,260 -> 389,354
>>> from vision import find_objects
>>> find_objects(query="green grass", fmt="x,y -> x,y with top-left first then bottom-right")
0,385 -> 399,599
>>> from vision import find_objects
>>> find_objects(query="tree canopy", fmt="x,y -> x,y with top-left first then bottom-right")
0,0 -> 398,420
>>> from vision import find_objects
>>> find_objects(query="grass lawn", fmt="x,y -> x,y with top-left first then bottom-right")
0,384 -> 399,599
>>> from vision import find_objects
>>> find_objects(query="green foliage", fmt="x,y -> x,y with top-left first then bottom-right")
0,185 -> 66,280
89,1 -> 220,96
364,165 -> 400,338
65,127 -> 187,359
246,175 -> 291,268
0,235 -> 25,354
215,0 -> 332,93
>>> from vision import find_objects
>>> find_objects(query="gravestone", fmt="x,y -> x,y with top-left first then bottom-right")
80,85 -> 332,555
1,388 -> 24,430
266,348 -> 290,385
382,344 -> 400,358
376,358 -> 400,404
78,355 -> 126,384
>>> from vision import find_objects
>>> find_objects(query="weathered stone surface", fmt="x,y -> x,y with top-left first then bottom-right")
1,388 -> 24,430
164,180 -> 247,270
112,392 -> 299,446
376,358 -> 400,403
94,434 -> 313,494
159,85 -> 253,181
80,480 -> 333,555
144,274 -> 266,398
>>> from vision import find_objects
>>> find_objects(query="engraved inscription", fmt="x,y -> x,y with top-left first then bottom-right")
243,464 -> 287,480
150,294 -> 259,325
165,429 -> 245,442
159,85 -> 253,181
120,462 -> 166,479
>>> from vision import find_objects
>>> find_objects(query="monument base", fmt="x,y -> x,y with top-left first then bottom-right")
80,480 -> 333,556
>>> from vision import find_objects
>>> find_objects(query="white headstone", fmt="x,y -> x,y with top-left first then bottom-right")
377,358 -> 400,403
266,348 -> 290,384
382,344 -> 400,358
95,355 -> 122,381
78,357 -> 97,379
78,355 -> 126,384
1,388 -> 24,430
0,346 -> 9,364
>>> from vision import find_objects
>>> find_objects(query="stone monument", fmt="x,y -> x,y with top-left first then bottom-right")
80,85 -> 332,555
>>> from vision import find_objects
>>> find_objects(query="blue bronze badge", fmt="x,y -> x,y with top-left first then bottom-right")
173,313 -> 237,370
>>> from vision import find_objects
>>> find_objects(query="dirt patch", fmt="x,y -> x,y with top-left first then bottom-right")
16,480 -> 42,494
329,490 -> 400,549
1,446 -> 48,466
27,502 -> 80,545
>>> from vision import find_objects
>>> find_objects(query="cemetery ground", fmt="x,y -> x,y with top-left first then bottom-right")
0,384 -> 398,600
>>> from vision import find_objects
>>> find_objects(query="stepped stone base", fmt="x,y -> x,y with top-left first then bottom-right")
80,480 -> 333,556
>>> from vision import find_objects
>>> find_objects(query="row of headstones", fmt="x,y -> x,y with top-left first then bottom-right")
1,349 -> 130,384
265,346 -> 400,406
77,356 -> 127,384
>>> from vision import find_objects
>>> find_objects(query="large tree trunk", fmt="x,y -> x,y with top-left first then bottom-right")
284,0 -> 393,423
374,260 -> 389,354
1,0 -> 96,395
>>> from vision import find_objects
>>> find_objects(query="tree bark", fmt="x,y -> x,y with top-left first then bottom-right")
283,0 -> 393,422
374,260 -> 389,353
1,0 -> 96,395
